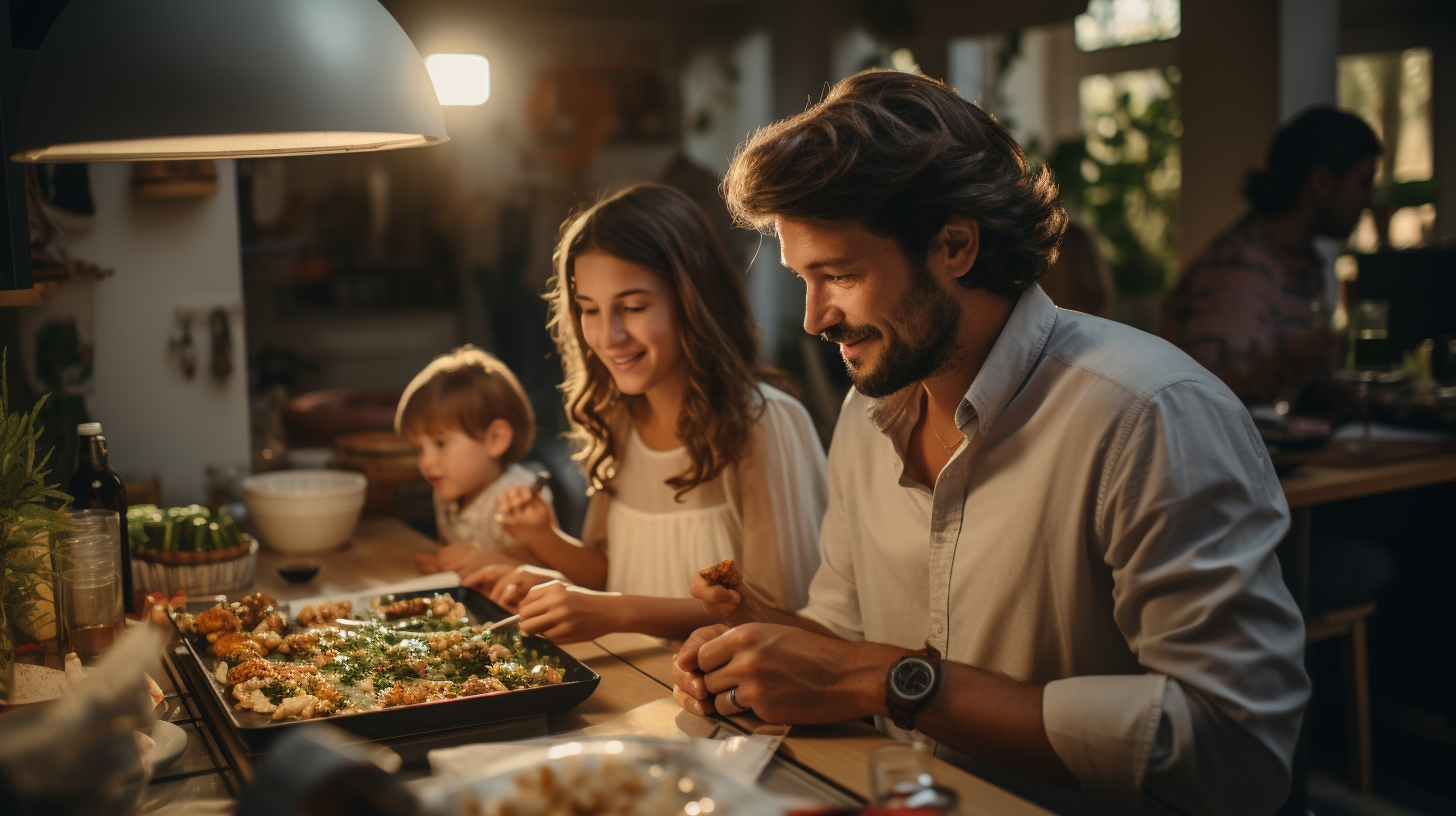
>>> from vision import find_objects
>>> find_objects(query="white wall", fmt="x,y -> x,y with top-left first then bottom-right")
1280,0 -> 1339,120
67,161 -> 250,506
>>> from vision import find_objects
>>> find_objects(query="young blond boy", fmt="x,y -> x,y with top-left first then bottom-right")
396,346 -> 549,575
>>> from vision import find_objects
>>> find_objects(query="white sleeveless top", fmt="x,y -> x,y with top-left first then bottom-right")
604,429 -> 741,598
583,384 -> 829,610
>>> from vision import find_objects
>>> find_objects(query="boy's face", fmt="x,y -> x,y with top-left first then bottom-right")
411,424 -> 507,507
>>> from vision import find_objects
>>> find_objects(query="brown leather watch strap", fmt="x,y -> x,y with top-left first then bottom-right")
886,642 -> 942,731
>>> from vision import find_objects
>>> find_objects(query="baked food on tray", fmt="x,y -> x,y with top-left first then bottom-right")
175,592 -> 562,722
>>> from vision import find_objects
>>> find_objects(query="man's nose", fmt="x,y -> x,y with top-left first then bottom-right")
802,282 -> 843,337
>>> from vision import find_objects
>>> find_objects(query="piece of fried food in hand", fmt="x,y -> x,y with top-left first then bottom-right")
698,558 -> 741,590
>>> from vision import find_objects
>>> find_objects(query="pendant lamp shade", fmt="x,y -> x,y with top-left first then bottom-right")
12,0 -> 448,163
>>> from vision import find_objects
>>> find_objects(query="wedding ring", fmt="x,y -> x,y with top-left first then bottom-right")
727,686 -> 752,715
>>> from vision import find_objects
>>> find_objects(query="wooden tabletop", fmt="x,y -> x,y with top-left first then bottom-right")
592,632 -> 1050,816
251,518 -> 1050,815
1278,450 -> 1456,508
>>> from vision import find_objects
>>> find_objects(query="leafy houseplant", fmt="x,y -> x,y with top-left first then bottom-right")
0,349 -> 73,704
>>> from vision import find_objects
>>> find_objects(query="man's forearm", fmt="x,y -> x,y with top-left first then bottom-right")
839,646 -> 1079,788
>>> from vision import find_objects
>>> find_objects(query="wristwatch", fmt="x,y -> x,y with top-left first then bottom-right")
885,643 -> 942,731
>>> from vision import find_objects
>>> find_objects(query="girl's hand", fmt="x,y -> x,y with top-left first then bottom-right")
516,581 -> 621,643
463,563 -> 566,610
495,486 -> 558,544
689,570 -> 771,628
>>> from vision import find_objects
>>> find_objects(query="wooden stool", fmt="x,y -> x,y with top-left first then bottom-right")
1305,602 -> 1376,793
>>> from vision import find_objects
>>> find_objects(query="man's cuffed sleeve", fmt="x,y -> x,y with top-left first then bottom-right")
1082,380 -> 1309,816
1043,673 -> 1166,809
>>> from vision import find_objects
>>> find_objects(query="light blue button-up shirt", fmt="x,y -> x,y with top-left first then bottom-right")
800,285 -> 1309,816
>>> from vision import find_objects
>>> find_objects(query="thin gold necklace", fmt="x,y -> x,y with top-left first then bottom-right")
929,412 -> 959,454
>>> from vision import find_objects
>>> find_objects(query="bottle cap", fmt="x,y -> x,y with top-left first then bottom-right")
78,422 -> 103,436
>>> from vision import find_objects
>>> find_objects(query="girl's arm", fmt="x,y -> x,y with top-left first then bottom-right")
515,585 -> 721,643
496,486 -> 609,589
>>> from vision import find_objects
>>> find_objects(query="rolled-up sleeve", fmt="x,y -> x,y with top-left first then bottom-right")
1042,381 -> 1309,816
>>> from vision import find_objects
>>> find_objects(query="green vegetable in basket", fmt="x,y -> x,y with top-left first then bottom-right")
127,504 -> 244,553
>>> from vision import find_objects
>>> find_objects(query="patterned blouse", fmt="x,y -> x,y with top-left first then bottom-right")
1160,215 -> 1326,398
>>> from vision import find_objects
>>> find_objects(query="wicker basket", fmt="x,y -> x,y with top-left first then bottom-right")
132,536 -> 257,597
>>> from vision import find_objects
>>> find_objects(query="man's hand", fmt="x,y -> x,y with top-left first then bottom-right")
674,623 -> 899,724
672,623 -> 731,716
515,581 -> 621,643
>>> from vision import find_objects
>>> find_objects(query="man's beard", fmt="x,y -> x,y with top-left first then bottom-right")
821,266 -> 961,398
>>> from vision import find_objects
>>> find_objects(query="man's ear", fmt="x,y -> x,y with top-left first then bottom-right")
484,418 -> 515,459
1307,165 -> 1336,202
934,216 -> 980,282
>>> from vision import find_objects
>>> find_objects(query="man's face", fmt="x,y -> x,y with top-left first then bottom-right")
779,218 -> 960,398
1316,154 -> 1378,238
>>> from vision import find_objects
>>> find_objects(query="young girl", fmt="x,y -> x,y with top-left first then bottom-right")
464,183 -> 827,643
397,346 -> 549,575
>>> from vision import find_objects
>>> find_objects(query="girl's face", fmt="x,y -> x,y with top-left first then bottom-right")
573,250 -> 686,400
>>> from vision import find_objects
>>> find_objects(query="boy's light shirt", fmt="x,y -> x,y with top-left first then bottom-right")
434,463 -> 549,549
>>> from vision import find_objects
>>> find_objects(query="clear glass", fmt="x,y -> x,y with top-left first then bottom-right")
59,509 -> 124,660
868,740 -> 957,813
1350,299 -> 1391,371
61,568 -> 122,659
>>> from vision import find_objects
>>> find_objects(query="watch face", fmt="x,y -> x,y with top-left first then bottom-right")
892,658 -> 935,701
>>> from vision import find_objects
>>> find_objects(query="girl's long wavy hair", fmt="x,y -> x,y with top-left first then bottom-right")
548,183 -> 764,498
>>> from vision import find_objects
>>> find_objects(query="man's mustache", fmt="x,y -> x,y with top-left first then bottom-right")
821,323 -> 881,345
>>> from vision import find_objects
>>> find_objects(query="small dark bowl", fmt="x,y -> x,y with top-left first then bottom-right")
277,561 -> 321,583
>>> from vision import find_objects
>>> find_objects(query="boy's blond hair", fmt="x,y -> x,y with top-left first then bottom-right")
395,346 -> 535,467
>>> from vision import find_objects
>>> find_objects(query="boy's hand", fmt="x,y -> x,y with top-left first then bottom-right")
494,485 -> 556,542
415,539 -> 478,574
462,563 -> 564,610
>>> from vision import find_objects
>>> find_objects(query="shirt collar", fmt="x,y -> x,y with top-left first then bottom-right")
863,283 -> 1059,438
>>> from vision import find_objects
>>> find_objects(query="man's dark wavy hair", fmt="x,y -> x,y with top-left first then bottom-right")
723,70 -> 1068,298
1242,106 -> 1382,216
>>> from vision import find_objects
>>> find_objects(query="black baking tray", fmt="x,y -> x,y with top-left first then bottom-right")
173,586 -> 600,750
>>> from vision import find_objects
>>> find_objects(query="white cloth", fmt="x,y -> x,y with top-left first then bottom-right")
434,463 -> 549,549
589,383 -> 828,610
799,285 -> 1309,816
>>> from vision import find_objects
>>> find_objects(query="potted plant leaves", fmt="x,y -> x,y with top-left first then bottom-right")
0,350 -> 73,704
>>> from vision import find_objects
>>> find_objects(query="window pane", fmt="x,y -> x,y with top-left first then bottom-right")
1075,0 -> 1181,52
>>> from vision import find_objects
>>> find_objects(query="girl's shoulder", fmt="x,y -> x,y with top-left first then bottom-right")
752,381 -> 815,427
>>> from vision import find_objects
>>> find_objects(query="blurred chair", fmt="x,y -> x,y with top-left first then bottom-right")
1305,602 -> 1376,793
1042,221 -> 1115,318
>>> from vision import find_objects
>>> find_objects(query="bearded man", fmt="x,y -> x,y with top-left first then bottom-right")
671,71 -> 1309,816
